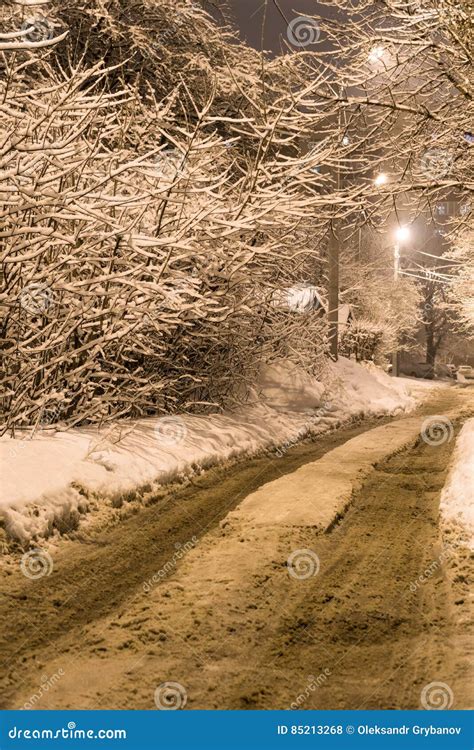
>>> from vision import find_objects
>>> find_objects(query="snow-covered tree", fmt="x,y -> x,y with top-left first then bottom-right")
0,1 -> 347,432
446,228 -> 474,334
308,0 -> 473,362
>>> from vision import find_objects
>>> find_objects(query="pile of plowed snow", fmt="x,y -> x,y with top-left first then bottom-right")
1,358 -> 416,543
439,418 -> 474,550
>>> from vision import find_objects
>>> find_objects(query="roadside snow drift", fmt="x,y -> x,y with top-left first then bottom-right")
439,418 -> 474,550
1,358 -> 416,543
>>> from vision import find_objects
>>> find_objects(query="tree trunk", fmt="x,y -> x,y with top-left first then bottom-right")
426,328 -> 436,365
328,228 -> 339,361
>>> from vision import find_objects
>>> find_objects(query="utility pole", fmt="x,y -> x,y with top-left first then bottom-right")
327,81 -> 345,362
392,242 -> 400,377
328,224 -> 339,360
392,226 -> 410,377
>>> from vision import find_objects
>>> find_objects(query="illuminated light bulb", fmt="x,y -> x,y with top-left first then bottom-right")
395,225 -> 411,243
368,45 -> 385,64
374,173 -> 388,186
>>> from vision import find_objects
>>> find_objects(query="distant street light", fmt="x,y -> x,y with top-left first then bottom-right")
368,45 -> 385,64
395,225 -> 411,244
392,225 -> 411,377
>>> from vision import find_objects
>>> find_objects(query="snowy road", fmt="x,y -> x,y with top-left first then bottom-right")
1,386 -> 473,710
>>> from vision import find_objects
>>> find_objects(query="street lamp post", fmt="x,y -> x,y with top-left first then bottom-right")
392,226 -> 411,377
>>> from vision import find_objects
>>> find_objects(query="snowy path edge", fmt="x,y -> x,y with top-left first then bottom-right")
226,417 -> 433,532
0,359 -> 432,543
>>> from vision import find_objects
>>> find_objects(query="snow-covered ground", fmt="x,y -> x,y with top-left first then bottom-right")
439,418 -> 474,550
1,358 -> 421,543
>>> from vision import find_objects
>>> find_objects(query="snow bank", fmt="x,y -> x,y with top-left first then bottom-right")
329,358 -> 416,417
256,360 -> 325,412
439,418 -> 474,550
1,358 -> 416,543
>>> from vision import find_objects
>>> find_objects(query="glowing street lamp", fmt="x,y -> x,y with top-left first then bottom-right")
395,225 -> 411,244
394,225 -> 411,282
368,45 -> 385,64
374,172 -> 388,186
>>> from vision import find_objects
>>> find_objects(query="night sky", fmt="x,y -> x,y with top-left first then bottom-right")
209,0 -> 328,54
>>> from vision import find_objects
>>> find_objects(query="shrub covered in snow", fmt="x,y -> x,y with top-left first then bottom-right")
0,357 -> 416,542
0,2 -> 335,432
339,319 -> 385,362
